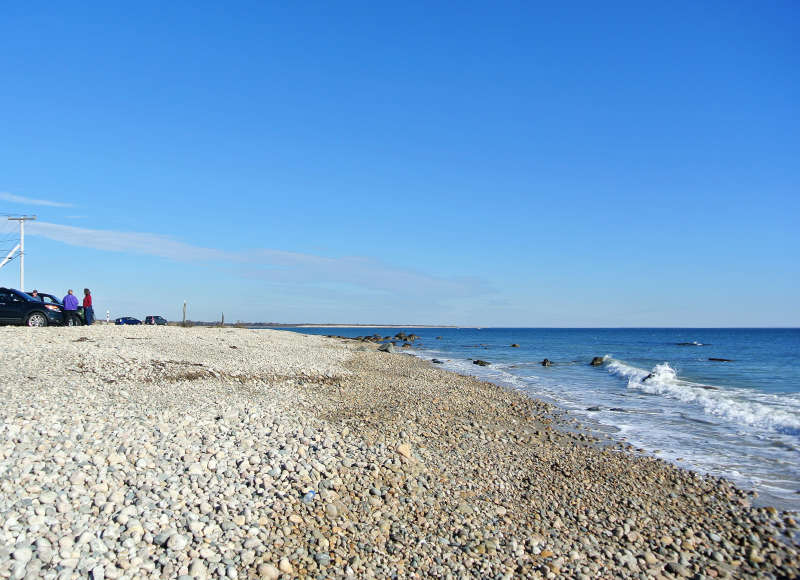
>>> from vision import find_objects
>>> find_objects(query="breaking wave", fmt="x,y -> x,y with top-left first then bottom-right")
606,359 -> 800,435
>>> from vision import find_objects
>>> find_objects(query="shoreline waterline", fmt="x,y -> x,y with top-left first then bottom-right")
408,346 -> 800,512
281,326 -> 800,513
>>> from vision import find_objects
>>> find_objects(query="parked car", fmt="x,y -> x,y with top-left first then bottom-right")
0,287 -> 64,326
26,292 -> 84,326
144,315 -> 167,325
115,316 -> 141,325
27,291 -> 58,305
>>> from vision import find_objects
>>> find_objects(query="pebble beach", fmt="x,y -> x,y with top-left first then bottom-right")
1,326 -> 798,579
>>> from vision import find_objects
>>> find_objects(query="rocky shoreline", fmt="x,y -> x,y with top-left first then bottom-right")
0,326 -> 797,579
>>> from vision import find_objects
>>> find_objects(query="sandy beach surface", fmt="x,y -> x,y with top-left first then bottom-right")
0,326 -> 797,579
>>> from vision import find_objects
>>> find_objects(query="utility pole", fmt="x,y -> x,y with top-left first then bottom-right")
3,216 -> 36,289
182,300 -> 187,327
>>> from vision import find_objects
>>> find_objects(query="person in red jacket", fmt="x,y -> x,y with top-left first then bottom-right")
83,288 -> 95,325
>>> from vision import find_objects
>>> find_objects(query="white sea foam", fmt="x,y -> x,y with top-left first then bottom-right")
606,359 -> 800,435
405,343 -> 800,508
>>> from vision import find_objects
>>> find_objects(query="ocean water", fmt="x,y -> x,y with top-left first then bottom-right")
282,327 -> 800,511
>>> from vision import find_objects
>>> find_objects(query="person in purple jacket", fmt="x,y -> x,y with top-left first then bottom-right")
62,289 -> 80,325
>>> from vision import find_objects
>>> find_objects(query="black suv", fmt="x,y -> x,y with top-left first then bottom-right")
144,315 -> 167,325
27,292 -> 84,326
0,287 -> 65,326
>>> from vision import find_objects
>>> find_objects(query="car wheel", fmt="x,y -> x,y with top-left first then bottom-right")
65,314 -> 81,327
26,312 -> 48,327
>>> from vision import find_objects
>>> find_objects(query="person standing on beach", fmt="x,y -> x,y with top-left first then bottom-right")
62,289 -> 79,325
83,288 -> 95,325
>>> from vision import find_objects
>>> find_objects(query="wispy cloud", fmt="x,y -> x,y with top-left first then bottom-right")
27,221 -> 492,299
0,192 -> 73,208
28,222 -> 233,261
246,250 -> 491,298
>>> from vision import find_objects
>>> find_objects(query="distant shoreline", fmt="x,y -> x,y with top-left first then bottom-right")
171,322 -> 799,329
290,324 -> 457,328
168,322 -> 459,329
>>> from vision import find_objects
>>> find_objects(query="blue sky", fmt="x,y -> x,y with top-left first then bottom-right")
1,2 -> 798,326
